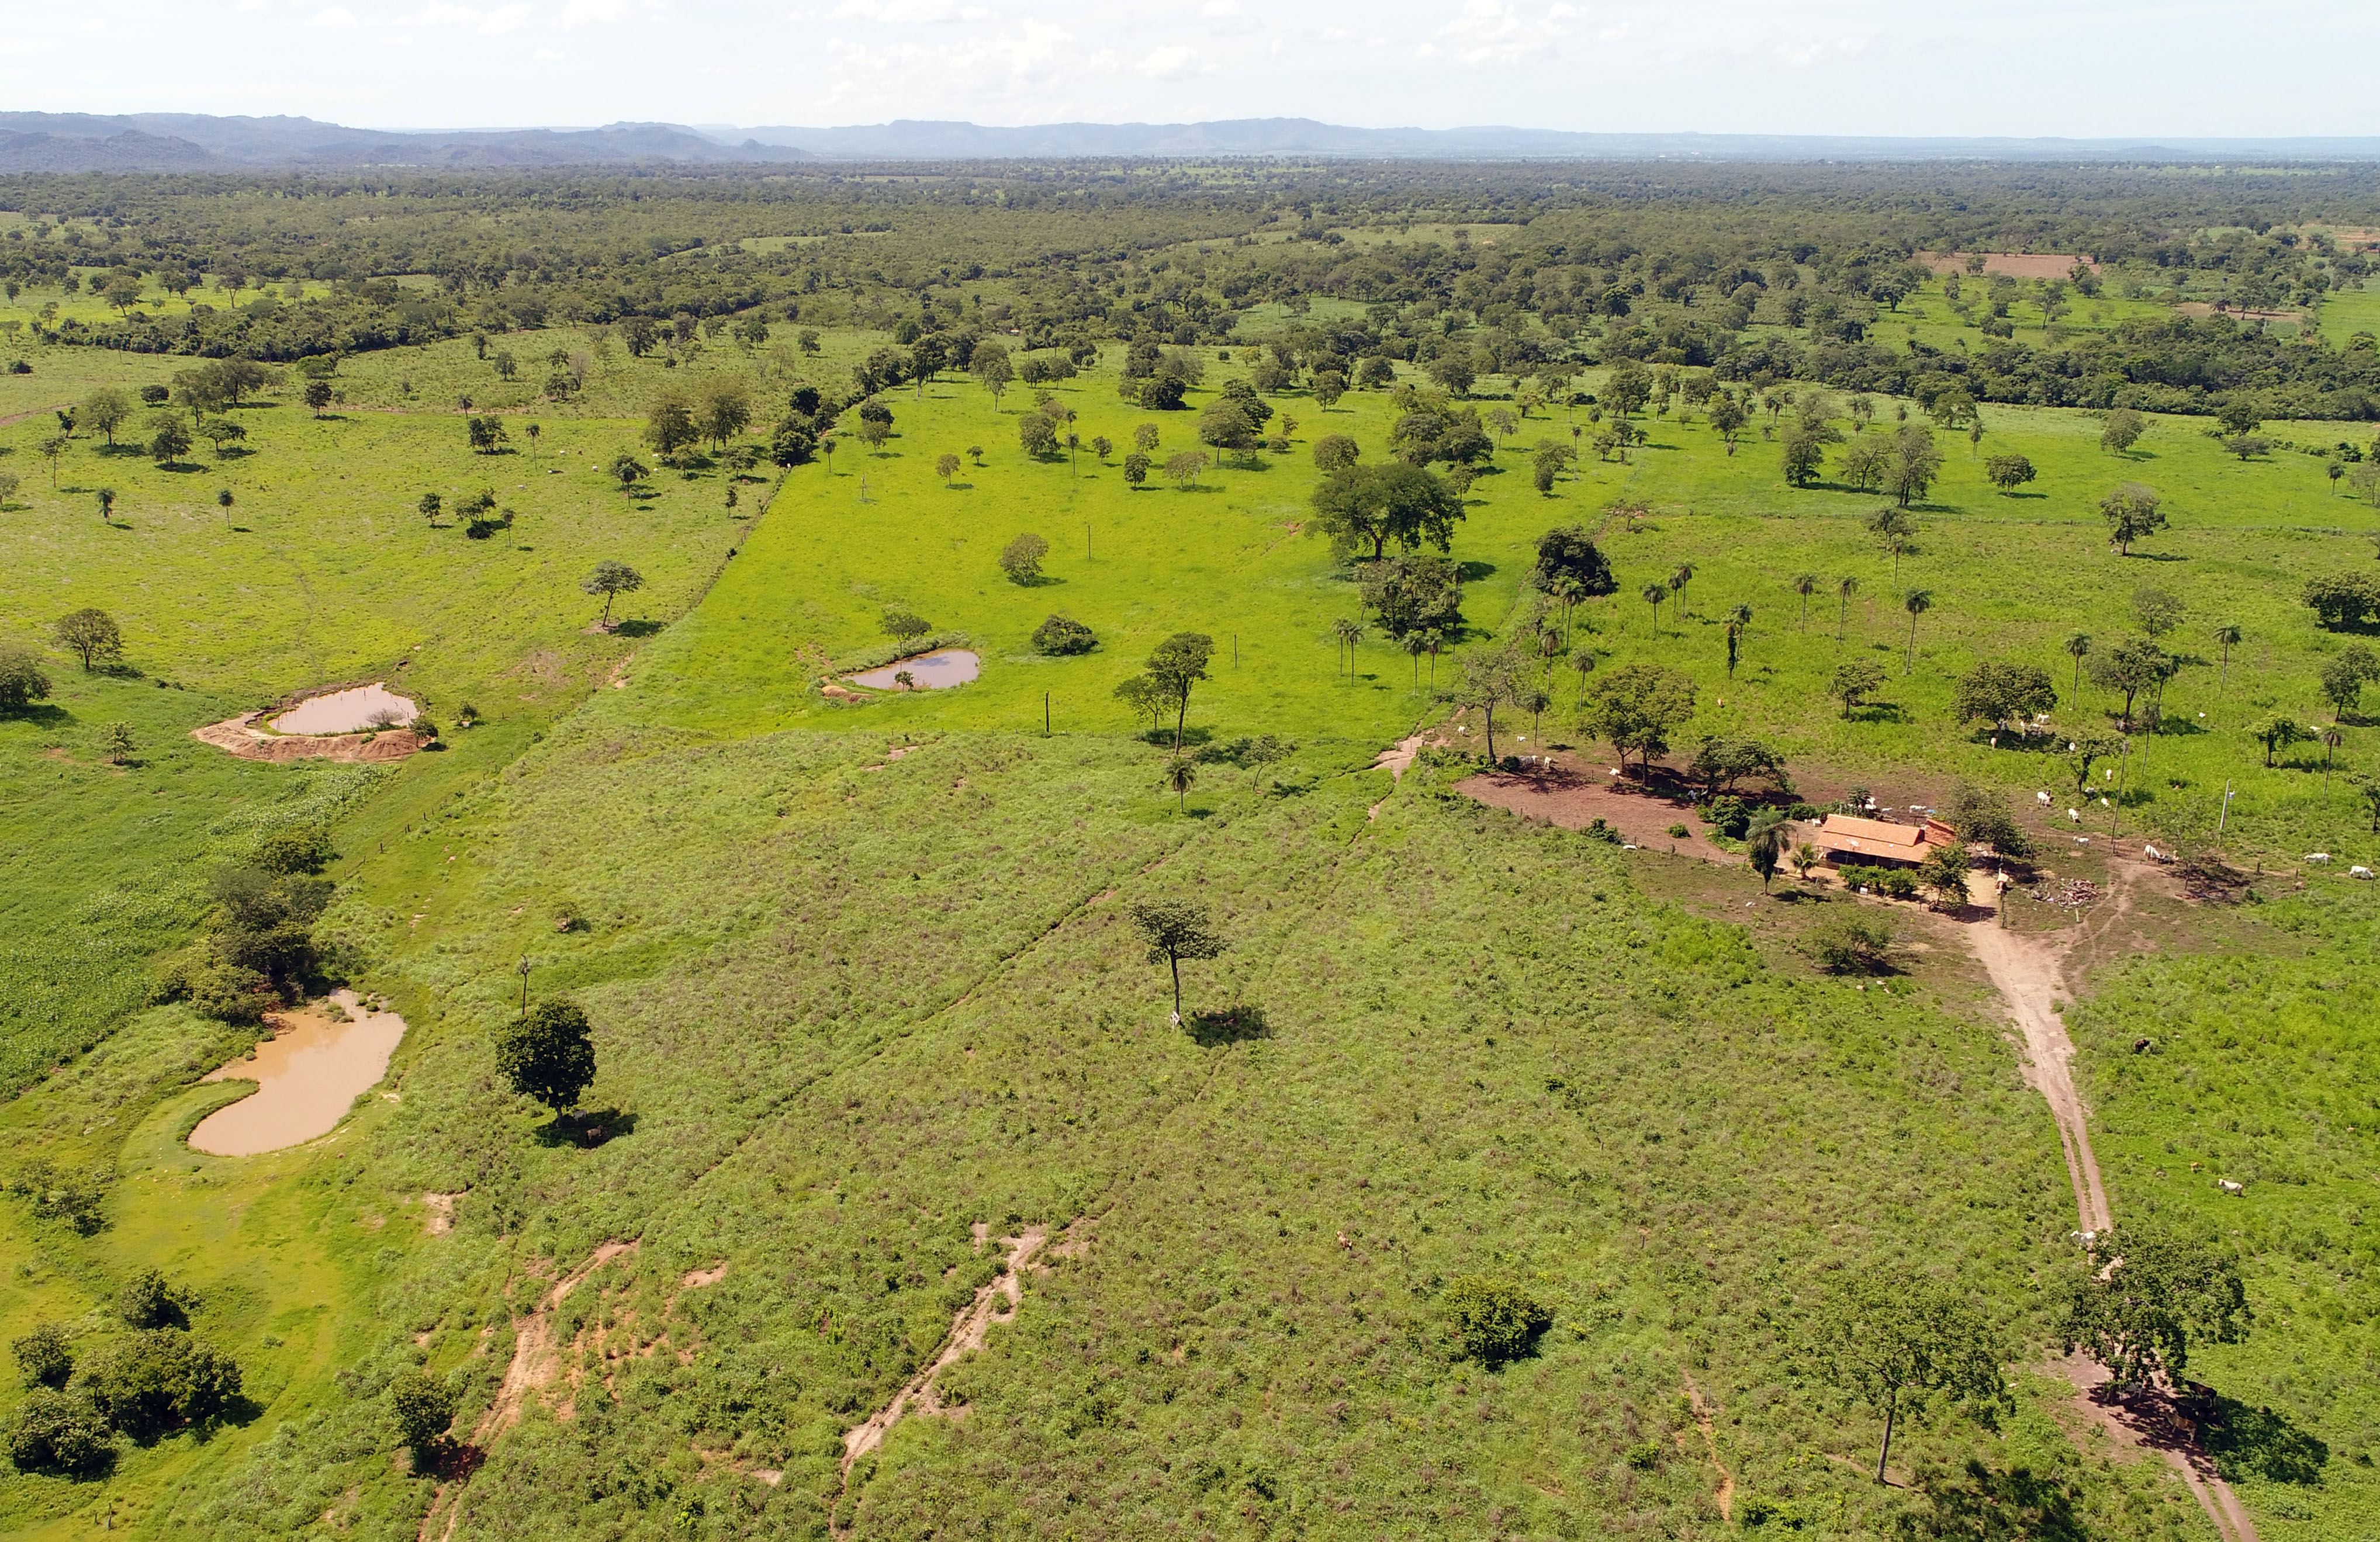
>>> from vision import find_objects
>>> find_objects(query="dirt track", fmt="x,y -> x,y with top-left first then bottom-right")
1953,867 -> 2257,1542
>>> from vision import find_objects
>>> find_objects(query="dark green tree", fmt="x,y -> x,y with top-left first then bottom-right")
53,608 -> 123,671
2060,1225 -> 2248,1392
494,999 -> 598,1119
1127,899 -> 1227,1022
1147,633 -> 1215,753
581,561 -> 644,628
1807,1276 -> 2007,1483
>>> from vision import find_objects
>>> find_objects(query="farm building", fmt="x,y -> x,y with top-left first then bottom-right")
1813,814 -> 1957,868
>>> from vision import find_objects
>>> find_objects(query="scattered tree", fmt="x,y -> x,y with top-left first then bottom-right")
2060,1224 -> 2248,1393
1954,660 -> 2058,733
1807,1277 -> 2007,1484
1901,589 -> 1935,673
1984,453 -> 2036,493
1442,1277 -> 1553,1366
2100,408 -> 2147,455
1581,662 -> 1697,775
998,532 -> 1050,584
495,999 -> 598,1122
1127,898 -> 1227,1022
2101,484 -> 2167,555
388,1367 -> 458,1458
580,560 -> 644,628
53,608 -> 123,671
1831,658 -> 1888,718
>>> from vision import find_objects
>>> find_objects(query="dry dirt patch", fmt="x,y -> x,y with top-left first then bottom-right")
1456,758 -> 1736,862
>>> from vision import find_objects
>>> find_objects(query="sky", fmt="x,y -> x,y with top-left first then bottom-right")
4,0 -> 2375,139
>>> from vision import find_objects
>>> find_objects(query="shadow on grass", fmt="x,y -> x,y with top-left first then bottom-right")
1185,1004 -> 1271,1047
535,1108 -> 637,1149
2194,1389 -> 2330,1484
1895,1460 -> 2086,1541
611,618 -> 666,639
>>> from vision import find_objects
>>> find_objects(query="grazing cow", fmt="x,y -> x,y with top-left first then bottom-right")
2037,791 -> 2052,806
2307,853 -> 2331,864
2132,1038 -> 2154,1054
2353,866 -> 2376,881
2218,1179 -> 2245,1196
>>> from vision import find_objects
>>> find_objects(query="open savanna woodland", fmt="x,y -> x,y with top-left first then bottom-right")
4,157 -> 2380,1542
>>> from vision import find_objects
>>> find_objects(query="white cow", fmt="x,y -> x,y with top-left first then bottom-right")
2037,791 -> 2053,806
2218,1179 -> 2245,1196
2353,866 -> 2375,881
2307,853 -> 2332,865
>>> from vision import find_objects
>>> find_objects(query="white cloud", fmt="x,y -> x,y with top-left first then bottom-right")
480,4 -> 531,33
306,6 -> 358,26
1140,43 -> 1197,77
534,44 -> 565,57
832,0 -> 992,20
556,0 -> 628,26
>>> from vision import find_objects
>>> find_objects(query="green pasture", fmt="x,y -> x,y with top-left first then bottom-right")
5,328 -> 2380,1538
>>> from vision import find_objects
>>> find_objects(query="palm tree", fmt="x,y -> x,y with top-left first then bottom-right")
1747,813 -> 1790,889
1570,647 -> 1597,705
1404,631 -> 1428,685
1642,581 -> 1667,633
2319,724 -> 2344,788
1331,617 -> 1364,678
2064,632 -> 2092,692
1518,685 -> 1552,749
2212,623 -> 2242,692
1725,602 -> 1753,677
1165,756 -> 1198,811
1670,562 -> 1696,618
1836,576 -> 1859,644
1421,626 -> 1445,688
1901,589 -> 1934,674
1793,573 -> 1818,630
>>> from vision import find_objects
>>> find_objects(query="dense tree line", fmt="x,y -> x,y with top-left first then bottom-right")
3,160 -> 2377,413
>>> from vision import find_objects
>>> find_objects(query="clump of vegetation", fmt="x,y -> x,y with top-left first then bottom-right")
495,999 -> 599,1127
1442,1277 -> 1554,1366
388,1367 -> 459,1462
1805,912 -> 1901,972
1030,614 -> 1096,655
998,532 -> 1050,584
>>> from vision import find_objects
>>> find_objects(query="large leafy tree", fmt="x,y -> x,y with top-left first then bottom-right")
1953,660 -> 2058,733
2060,1225 -> 2248,1392
53,608 -> 123,671
2101,483 -> 2167,555
1309,463 -> 1465,561
495,999 -> 599,1119
1806,1276 -> 2007,1484
1580,662 -> 1697,776
581,561 -> 645,628
1146,632 -> 1215,754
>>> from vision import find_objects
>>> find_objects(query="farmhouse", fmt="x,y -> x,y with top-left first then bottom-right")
1814,814 -> 1957,868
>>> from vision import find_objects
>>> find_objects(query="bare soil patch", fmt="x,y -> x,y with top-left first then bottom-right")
193,710 -> 427,763
1456,758 -> 1736,863
1918,251 -> 2098,279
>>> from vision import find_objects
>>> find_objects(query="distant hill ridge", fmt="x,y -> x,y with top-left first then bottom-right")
5,111 -> 2380,172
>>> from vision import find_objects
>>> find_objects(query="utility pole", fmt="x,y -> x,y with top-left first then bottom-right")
1043,691 -> 1050,737
517,955 -> 531,1016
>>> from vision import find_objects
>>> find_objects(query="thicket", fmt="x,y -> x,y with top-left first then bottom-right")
6,161 -> 2378,415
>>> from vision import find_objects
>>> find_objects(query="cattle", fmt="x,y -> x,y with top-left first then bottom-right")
2218,1179 -> 2245,1196
2037,791 -> 2053,806
2307,853 -> 2332,864
2354,866 -> 2376,881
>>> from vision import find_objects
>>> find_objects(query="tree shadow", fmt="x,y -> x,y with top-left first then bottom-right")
611,619 -> 665,639
1140,726 -> 1213,749
2193,1389 -> 2330,1484
1456,560 -> 1498,582
1902,1459 -> 2087,1541
2126,550 -> 2192,562
534,1108 -> 637,1148
1186,1004 -> 1271,1047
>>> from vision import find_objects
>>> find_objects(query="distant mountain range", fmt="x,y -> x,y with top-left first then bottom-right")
6,111 -> 2380,172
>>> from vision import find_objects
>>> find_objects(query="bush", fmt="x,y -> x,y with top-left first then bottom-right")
254,824 -> 334,875
80,1330 -> 241,1441
1031,614 -> 1098,655
999,532 -> 1050,584
1805,913 -> 1900,974
1666,822 -> 1691,839
1442,1277 -> 1554,1366
156,957 -> 273,1024
4,1389 -> 113,1474
1702,795 -> 1752,838
0,643 -> 52,712
12,1322 -> 74,1389
388,1367 -> 458,1454
115,1270 -> 190,1330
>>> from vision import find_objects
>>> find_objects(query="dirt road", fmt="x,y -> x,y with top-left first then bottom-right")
1956,869 -> 2256,1542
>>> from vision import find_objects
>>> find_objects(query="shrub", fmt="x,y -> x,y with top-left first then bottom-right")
1442,1277 -> 1553,1366
12,1322 -> 73,1389
388,1367 -> 458,1454
1805,913 -> 1900,973
4,1389 -> 113,1474
1666,822 -> 1691,839
0,643 -> 51,712
254,825 -> 334,875
80,1330 -> 242,1441
1031,614 -> 1097,655
1702,795 -> 1752,838
2303,573 -> 2380,629
115,1270 -> 191,1330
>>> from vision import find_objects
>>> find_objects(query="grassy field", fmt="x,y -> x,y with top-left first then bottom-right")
4,325 -> 2378,1538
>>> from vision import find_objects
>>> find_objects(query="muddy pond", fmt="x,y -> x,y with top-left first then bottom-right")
188,990 -> 407,1156
272,682 -> 418,735
847,649 -> 980,691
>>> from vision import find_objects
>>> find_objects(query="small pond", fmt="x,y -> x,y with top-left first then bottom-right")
272,682 -> 418,735
188,990 -> 407,1156
847,649 -> 981,691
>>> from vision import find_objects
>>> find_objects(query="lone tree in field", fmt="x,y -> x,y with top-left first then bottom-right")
2089,636 -> 2172,730
2060,1224 -> 2247,1393
608,452 -> 649,493
935,452 -> 961,486
1443,1277 -> 1554,1366
1954,660 -> 2058,734
54,608 -> 123,671
1831,658 -> 1887,718
2063,632 -> 2092,691
1806,1276 -> 2007,1485
1164,756 -> 1198,812
580,561 -> 644,628
1580,661 -> 1696,777
2100,408 -> 2146,456
1127,898 -> 1227,1023
1146,632 -> 1215,753
1866,507 -> 1918,578
0,644 -> 52,712
81,386 -> 133,448
1900,590 -> 1935,673
494,999 -> 598,1124
880,608 -> 932,647
2101,484 -> 2167,555
998,532 -> 1050,584
1984,453 -> 2036,493
1792,573 -> 1819,630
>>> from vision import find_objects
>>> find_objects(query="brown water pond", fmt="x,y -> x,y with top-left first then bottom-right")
847,649 -> 980,691
188,990 -> 407,1156
272,683 -> 418,735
